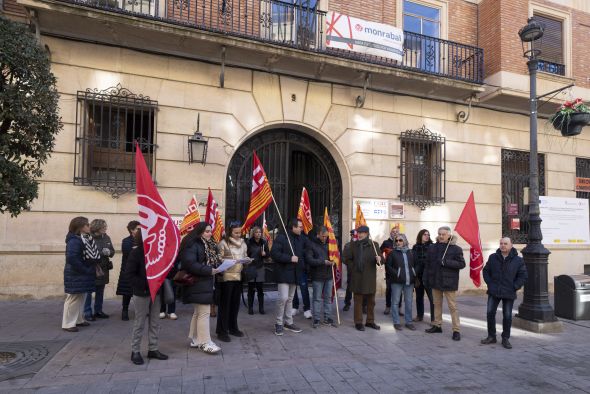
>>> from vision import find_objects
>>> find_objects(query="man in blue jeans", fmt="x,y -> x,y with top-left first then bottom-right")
481,237 -> 528,349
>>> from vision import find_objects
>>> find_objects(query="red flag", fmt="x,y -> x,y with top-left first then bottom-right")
454,191 -> 484,287
206,189 -> 224,243
135,142 -> 180,301
179,195 -> 200,236
242,152 -> 273,234
324,208 -> 341,292
297,187 -> 313,234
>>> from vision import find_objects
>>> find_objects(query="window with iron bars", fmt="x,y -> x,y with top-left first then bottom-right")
501,149 -> 545,244
399,126 -> 445,210
576,158 -> 590,200
74,84 -> 157,198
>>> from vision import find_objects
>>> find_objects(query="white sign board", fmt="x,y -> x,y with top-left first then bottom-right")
539,196 -> 590,245
353,199 -> 404,220
326,11 -> 404,62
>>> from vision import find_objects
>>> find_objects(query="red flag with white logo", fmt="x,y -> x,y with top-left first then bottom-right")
454,191 -> 484,287
205,188 -> 224,243
135,142 -> 180,301
297,187 -> 313,234
242,152 -> 273,234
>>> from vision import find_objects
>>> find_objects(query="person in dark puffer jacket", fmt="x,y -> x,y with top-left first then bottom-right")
117,220 -> 140,321
412,229 -> 434,322
62,217 -> 96,332
126,231 -> 168,365
423,226 -> 465,341
305,227 -> 337,328
180,222 -> 222,355
481,237 -> 528,350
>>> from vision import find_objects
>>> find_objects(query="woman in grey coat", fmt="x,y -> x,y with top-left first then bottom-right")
84,219 -> 115,320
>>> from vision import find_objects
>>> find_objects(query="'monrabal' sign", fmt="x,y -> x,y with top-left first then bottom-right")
325,11 -> 404,62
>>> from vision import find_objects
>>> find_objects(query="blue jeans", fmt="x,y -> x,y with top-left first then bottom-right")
312,279 -> 333,322
486,295 -> 514,339
84,285 -> 105,317
292,271 -> 311,312
391,283 -> 413,325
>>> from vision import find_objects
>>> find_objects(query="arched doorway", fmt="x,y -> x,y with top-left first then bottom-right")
226,129 -> 343,241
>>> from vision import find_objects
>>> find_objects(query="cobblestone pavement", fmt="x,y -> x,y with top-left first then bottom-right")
0,293 -> 589,393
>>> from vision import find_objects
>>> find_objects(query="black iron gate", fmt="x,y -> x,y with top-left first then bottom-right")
226,129 -> 342,241
501,149 -> 545,244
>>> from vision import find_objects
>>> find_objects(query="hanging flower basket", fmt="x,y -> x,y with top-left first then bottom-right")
549,98 -> 590,137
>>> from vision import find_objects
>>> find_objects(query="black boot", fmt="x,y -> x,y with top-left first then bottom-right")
257,289 -> 265,315
247,284 -> 255,315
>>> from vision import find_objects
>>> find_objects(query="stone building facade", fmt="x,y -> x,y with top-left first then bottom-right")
1,0 -> 589,299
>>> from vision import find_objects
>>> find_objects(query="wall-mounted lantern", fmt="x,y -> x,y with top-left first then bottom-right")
188,114 -> 208,165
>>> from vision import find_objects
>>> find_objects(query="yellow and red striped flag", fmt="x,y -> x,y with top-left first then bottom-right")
324,207 -> 341,290
205,189 -> 224,243
297,187 -> 313,234
179,195 -> 201,236
242,152 -> 273,234
262,212 -> 273,250
353,203 -> 367,240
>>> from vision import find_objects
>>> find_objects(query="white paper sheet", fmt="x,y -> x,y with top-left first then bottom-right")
217,259 -> 237,273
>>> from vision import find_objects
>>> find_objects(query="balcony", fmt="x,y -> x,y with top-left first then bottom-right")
49,0 -> 483,84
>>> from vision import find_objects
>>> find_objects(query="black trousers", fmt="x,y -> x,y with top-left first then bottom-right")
122,295 -> 132,310
216,281 -> 242,335
415,282 -> 434,320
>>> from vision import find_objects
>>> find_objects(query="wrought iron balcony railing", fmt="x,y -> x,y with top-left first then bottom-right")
56,0 -> 484,84
537,60 -> 566,76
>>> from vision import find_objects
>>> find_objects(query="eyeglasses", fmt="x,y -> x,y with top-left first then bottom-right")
395,239 -> 404,243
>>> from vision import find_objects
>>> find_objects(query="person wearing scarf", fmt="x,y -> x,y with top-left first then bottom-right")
385,233 -> 416,331
216,221 -> 247,343
181,222 -> 222,354
343,225 -> 382,331
62,217 -> 97,332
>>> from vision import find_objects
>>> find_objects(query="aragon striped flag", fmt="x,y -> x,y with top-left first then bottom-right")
262,212 -> 273,250
324,207 -> 342,290
353,203 -> 367,240
242,152 -> 273,234
297,187 -> 313,234
179,195 -> 200,236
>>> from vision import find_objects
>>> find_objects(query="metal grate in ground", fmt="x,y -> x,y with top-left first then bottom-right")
0,340 -> 69,382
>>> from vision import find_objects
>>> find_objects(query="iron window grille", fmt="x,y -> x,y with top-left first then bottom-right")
74,84 -> 157,198
576,158 -> 590,200
399,126 -> 445,210
501,149 -> 545,244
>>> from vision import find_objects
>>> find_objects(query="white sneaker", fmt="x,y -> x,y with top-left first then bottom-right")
304,310 -> 313,319
168,313 -> 178,320
159,312 -> 166,319
291,308 -> 299,316
200,341 -> 221,354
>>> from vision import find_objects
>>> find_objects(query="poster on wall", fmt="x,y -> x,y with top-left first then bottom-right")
539,196 -> 590,245
353,199 -> 405,220
325,11 -> 404,62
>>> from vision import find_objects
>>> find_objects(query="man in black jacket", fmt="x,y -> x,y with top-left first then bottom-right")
306,226 -> 336,328
271,218 -> 307,336
481,237 -> 528,349
423,226 -> 466,341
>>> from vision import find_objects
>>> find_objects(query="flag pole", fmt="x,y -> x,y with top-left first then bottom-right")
272,194 -> 296,256
368,234 -> 382,266
331,264 -> 341,325
441,229 -> 453,264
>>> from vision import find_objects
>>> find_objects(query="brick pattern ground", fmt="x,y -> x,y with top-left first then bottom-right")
0,293 -> 589,393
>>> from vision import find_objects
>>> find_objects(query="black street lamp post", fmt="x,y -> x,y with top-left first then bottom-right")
515,18 -> 561,330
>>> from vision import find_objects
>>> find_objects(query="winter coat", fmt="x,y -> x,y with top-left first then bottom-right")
483,248 -> 528,300
423,236 -> 466,292
385,248 -> 416,285
125,243 -> 150,297
412,241 -> 433,280
116,235 -> 134,296
271,231 -> 308,284
305,237 -> 333,282
180,238 -> 215,305
343,238 -> 380,294
93,233 -> 115,286
218,238 -> 247,282
246,238 -> 269,283
64,233 -> 97,294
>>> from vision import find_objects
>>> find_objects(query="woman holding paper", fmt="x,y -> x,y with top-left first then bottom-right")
216,221 -> 248,342
180,222 -> 222,354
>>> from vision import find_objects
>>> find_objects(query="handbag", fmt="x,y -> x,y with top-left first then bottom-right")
95,264 -> 105,279
162,279 -> 175,305
173,270 -> 196,286
106,259 -> 114,270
